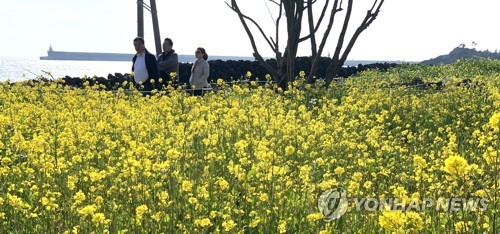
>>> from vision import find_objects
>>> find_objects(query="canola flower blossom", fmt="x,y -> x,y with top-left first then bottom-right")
442,155 -> 471,179
489,112 -> 500,131
0,59 -> 498,233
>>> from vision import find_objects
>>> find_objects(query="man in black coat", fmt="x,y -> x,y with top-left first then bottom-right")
132,37 -> 159,92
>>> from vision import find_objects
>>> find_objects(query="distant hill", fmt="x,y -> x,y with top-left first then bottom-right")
420,47 -> 500,65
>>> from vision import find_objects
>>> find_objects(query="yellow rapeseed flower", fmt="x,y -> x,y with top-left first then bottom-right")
1,157 -> 11,164
413,155 -> 427,168
404,211 -> 424,231
442,155 -> 471,179
334,166 -> 345,175
454,221 -> 473,232
188,197 -> 198,204
166,149 -> 181,160
94,196 -> 104,206
306,213 -> 323,222
352,172 -> 363,182
299,165 -> 311,183
482,146 -> 497,164
222,219 -> 236,231
135,204 -> 148,223
249,217 -> 261,227
78,205 -> 96,217
73,190 -> 86,204
392,186 -> 409,201
194,218 -> 212,228
1,59 -> 498,232
278,220 -> 287,233
67,176 -> 78,191
285,145 -> 295,156
181,180 -> 193,192
7,194 -> 27,210
217,178 -> 230,191
92,213 -> 107,225
489,112 -> 500,131
259,193 -> 269,202
379,210 -> 404,232
217,78 -> 224,86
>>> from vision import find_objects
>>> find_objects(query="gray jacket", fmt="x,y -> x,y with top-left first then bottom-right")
157,50 -> 179,81
189,59 -> 210,89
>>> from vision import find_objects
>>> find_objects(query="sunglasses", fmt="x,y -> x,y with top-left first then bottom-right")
195,51 -> 202,54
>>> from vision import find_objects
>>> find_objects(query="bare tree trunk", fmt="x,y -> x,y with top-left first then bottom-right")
278,1 -> 304,89
325,0 -> 384,87
306,0 -> 341,83
228,0 -> 279,79
228,0 -> 384,89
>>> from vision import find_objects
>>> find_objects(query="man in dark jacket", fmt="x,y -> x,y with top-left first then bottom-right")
132,37 -> 159,92
157,38 -> 179,88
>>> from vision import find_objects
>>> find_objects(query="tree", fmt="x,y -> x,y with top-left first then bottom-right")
471,41 -> 477,49
227,0 -> 385,88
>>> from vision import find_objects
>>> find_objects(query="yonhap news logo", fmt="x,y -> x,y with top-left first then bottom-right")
318,187 -> 488,221
317,187 -> 348,221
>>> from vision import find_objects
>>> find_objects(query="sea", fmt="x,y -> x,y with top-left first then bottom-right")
0,56 -> 404,83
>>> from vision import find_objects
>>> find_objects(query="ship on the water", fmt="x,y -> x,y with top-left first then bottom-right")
40,46 -> 134,61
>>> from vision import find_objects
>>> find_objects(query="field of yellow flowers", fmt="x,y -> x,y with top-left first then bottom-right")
0,59 -> 498,233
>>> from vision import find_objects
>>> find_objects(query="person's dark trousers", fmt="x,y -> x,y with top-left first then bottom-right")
142,81 -> 154,95
191,89 -> 203,96
133,79 -> 154,96
158,76 -> 170,90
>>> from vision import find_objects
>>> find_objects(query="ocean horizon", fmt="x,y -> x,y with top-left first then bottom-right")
0,56 -> 412,82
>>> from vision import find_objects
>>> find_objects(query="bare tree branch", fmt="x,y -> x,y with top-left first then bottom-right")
229,0 -> 385,88
226,1 -> 277,52
324,0 -> 384,86
299,0 -> 335,42
227,0 -> 278,78
264,0 -> 277,25
307,0 -> 341,82
307,0 -> 318,57
267,0 -> 280,7
275,0 -> 283,59
316,0 -> 341,54
304,0 -> 318,9
339,0 -> 384,64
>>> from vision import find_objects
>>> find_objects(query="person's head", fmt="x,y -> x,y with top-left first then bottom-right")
163,38 -> 173,53
133,37 -> 145,54
195,47 -> 208,60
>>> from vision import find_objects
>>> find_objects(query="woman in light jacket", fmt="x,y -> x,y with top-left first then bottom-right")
189,47 -> 210,95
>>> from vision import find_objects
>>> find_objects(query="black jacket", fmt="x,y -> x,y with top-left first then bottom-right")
132,49 -> 159,83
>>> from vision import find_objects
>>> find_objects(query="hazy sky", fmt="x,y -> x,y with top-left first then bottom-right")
1,0 -> 499,62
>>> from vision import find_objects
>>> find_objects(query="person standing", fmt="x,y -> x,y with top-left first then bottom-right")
132,37 -> 159,92
189,47 -> 210,95
157,38 -> 179,88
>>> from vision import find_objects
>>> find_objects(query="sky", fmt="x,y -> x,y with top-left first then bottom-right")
0,0 -> 499,62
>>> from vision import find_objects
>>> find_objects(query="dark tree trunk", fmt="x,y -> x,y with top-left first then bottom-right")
228,0 -> 384,89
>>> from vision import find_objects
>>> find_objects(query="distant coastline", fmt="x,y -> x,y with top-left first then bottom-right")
2,55 -> 408,83
39,46 -> 414,64
40,46 -> 256,62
